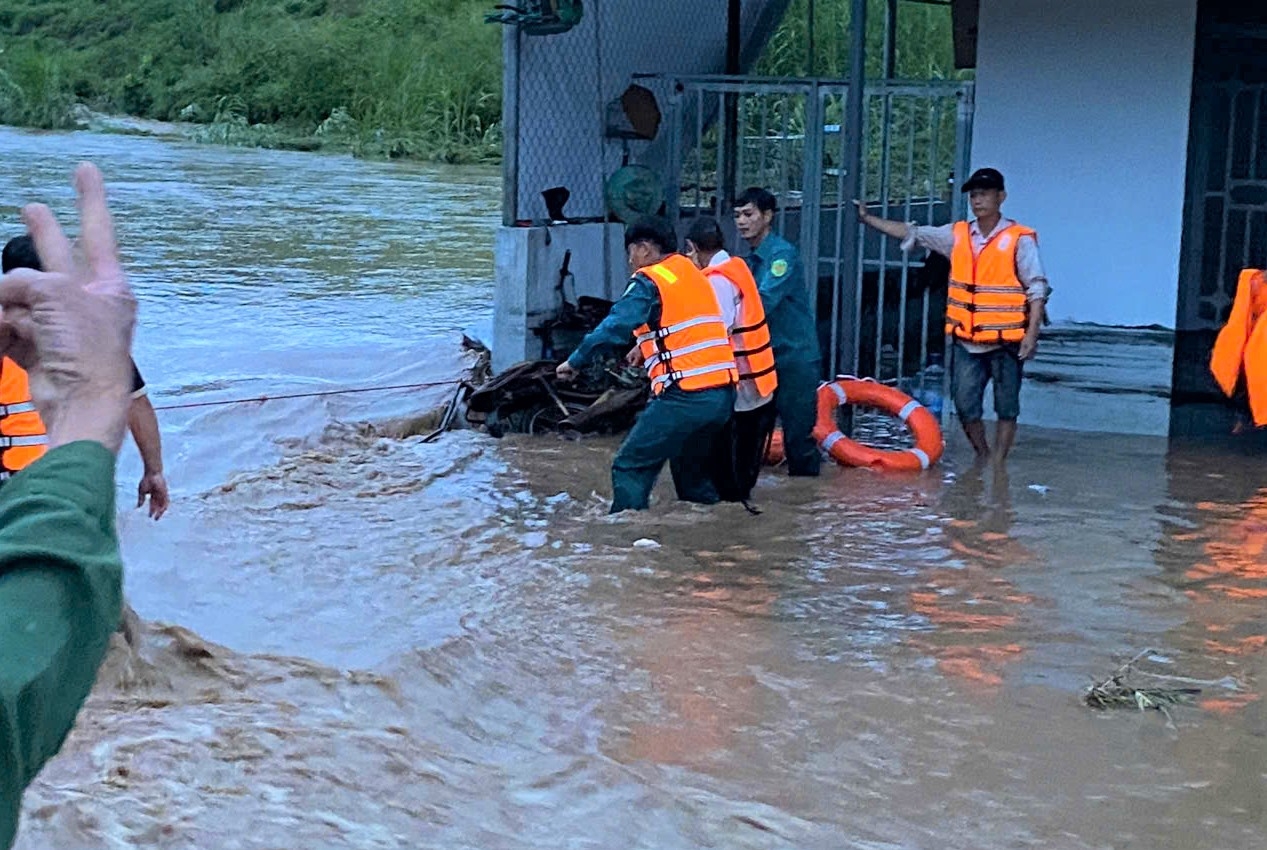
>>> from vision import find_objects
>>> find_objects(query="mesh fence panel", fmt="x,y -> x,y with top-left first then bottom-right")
502,0 -> 789,224
513,12 -> 607,222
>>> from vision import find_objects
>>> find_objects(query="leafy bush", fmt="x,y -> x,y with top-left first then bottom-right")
0,0 -> 958,162
0,41 -> 75,128
0,0 -> 502,160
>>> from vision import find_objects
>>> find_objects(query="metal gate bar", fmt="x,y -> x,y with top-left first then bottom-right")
659,74 -> 974,395
1181,81 -> 1267,329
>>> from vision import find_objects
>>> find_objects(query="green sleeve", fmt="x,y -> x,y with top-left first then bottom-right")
754,245 -> 805,312
566,275 -> 661,369
0,441 -> 122,849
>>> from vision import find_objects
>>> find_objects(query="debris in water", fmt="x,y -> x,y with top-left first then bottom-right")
633,538 -> 660,549
1084,649 -> 1201,721
1028,484 -> 1050,495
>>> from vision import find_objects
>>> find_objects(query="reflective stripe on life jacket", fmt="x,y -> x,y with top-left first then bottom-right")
945,221 -> 1036,344
634,254 -> 739,396
0,358 -> 47,475
1210,268 -> 1267,426
704,255 -> 779,399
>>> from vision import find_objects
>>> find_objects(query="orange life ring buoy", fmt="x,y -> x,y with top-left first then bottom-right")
813,379 -> 944,472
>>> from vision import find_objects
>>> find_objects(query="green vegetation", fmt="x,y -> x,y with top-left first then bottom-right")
756,0 -> 962,80
686,1 -> 965,206
0,0 -> 503,162
0,0 -> 958,162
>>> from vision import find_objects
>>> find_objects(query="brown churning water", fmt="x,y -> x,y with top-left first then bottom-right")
6,129 -> 1267,850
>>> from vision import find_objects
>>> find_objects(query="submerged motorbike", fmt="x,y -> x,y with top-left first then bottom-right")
465,280 -> 650,437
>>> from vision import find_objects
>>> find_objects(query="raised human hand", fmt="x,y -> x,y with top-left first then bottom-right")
0,163 -> 136,453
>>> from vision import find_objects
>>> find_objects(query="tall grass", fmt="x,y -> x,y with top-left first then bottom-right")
347,8 -> 502,160
755,0 -> 962,80
0,0 -> 958,162
0,41 -> 76,129
0,0 -> 502,161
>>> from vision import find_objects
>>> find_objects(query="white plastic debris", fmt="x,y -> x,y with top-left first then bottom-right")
1028,484 -> 1050,495
633,538 -> 661,549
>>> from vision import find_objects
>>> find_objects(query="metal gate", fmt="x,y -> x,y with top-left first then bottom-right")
659,75 -> 974,386
1180,80 -> 1267,330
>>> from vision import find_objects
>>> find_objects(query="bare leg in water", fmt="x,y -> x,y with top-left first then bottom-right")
119,598 -> 142,647
963,420 -> 991,459
994,420 -> 1018,461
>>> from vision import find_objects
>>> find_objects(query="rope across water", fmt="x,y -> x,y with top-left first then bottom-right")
151,380 -> 456,412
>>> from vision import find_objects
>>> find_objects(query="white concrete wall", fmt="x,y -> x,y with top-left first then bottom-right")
971,0 -> 1198,329
492,223 -> 627,373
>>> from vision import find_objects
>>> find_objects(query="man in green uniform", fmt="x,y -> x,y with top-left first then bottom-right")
734,187 -> 821,477
556,218 -> 736,513
0,162 -> 136,848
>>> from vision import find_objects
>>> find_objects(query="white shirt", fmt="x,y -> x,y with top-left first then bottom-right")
705,250 -> 741,333
705,250 -> 775,412
902,218 -> 1050,354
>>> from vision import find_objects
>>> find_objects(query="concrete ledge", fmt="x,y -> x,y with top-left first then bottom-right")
492,223 -> 627,373
1001,325 -> 1174,436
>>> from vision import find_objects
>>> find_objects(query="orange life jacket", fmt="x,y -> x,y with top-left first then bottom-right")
635,254 -> 739,396
945,221 -> 1036,344
0,358 -> 48,478
704,255 -> 778,399
1209,268 -> 1267,426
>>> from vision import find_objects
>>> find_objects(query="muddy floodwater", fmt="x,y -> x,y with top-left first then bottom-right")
4,128 -> 1267,849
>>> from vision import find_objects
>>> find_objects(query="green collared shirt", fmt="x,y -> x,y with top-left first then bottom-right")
566,273 -> 662,369
746,232 -> 820,365
0,442 -> 122,849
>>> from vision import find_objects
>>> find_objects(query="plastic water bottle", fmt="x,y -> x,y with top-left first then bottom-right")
919,353 -> 945,418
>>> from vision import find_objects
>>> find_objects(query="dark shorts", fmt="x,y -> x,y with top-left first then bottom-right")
951,342 -> 1023,423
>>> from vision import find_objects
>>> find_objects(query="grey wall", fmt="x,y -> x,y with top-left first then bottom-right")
493,223 -> 628,372
511,0 -> 787,222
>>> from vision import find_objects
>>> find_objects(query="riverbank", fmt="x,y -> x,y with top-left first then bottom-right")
56,105 -> 408,158
0,0 -> 502,163
10,96 -> 502,164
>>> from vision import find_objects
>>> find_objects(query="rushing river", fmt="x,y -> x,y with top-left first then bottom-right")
5,128 -> 1267,850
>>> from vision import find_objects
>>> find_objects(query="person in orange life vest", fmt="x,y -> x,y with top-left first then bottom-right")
1209,268 -> 1267,429
556,217 -> 738,513
2,235 -> 169,518
682,216 -> 778,505
855,168 -> 1050,460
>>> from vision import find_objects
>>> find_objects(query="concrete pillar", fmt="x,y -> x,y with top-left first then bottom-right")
492,223 -> 629,374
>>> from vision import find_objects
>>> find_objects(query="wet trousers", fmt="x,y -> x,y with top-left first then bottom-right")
709,399 -> 778,503
774,358 -> 822,477
610,385 -> 736,513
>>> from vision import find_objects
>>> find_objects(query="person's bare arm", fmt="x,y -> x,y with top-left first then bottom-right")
853,200 -> 911,240
1015,235 -> 1049,361
128,394 -> 168,519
